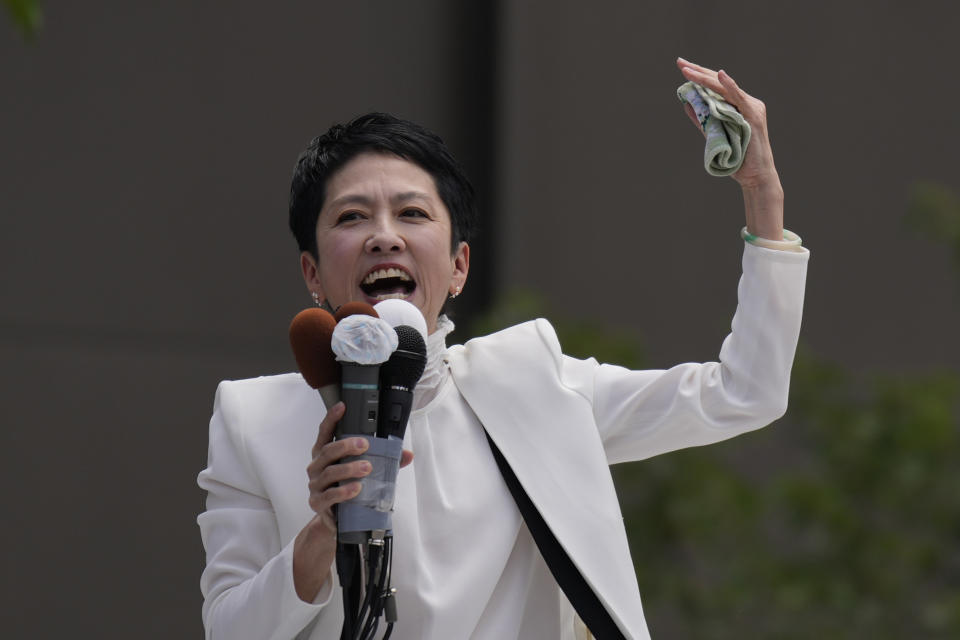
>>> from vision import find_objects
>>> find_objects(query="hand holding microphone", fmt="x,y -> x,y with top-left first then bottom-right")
287,308 -> 366,604
290,301 -> 425,636
290,308 -> 382,520
289,308 -> 402,600
291,302 -> 425,543
329,306 -> 403,544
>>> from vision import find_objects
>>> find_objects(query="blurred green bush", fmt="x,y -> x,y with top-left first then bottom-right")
3,0 -> 41,39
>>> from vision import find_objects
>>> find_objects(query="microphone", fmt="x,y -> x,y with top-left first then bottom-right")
378,325 -> 427,440
289,303 -> 403,636
330,312 -> 401,545
373,298 -> 428,345
289,308 -> 339,409
373,300 -> 427,443
373,300 -> 428,441
334,301 -> 379,322
331,313 -> 397,437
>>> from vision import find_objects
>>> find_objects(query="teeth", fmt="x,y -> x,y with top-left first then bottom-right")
362,267 -> 412,285
372,292 -> 409,301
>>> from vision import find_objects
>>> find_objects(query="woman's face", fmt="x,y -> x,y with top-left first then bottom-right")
300,152 -> 469,334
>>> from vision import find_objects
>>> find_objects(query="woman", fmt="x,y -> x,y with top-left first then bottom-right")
198,59 -> 809,639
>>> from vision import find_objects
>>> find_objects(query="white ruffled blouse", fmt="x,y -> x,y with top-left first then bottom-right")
391,314 -> 571,639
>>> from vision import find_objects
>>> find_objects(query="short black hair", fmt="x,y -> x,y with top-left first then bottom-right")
289,112 -> 477,258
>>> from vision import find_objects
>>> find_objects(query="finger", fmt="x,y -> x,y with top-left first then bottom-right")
310,459 -> 372,492
399,449 -> 414,468
311,402 -> 345,457
680,66 -> 752,114
717,69 -> 768,128
718,69 -> 746,103
309,480 -> 363,513
310,436 -> 370,472
676,57 -> 717,76
679,65 -> 724,96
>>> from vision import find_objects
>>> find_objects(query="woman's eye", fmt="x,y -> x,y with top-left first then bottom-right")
336,211 -> 363,224
401,208 -> 428,219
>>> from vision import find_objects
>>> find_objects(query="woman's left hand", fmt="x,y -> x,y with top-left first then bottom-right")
677,57 -> 784,241
676,57 -> 779,192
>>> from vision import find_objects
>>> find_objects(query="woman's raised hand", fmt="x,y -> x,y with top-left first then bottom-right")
677,57 -> 784,241
676,57 -> 780,193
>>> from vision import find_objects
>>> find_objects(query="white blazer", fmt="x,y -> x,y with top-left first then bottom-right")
198,242 -> 809,639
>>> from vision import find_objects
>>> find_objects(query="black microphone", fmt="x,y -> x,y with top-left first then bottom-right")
378,325 -> 427,440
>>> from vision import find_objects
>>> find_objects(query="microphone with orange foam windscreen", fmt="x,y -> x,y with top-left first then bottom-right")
288,307 -> 339,409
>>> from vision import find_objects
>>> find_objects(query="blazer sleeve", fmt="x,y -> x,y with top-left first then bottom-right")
561,242 -> 809,465
197,381 -> 335,640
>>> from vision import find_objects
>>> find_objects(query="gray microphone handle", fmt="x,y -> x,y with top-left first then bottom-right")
338,363 -> 379,436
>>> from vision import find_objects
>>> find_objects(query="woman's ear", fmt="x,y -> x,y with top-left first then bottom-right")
451,241 -> 470,292
300,251 -> 326,301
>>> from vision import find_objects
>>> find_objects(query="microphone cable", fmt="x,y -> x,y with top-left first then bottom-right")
351,534 -> 395,640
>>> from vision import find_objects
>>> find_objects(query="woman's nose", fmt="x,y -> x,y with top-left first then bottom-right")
365,217 -> 406,253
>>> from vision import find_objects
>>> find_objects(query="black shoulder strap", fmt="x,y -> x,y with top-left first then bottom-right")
485,432 -> 626,640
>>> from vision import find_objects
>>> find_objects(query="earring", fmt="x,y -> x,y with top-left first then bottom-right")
311,292 -> 320,306
449,285 -> 462,300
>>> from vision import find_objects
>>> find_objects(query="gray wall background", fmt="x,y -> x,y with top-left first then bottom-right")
2,1 -> 957,637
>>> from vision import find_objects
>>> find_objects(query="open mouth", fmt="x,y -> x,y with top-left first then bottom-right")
360,267 -> 416,301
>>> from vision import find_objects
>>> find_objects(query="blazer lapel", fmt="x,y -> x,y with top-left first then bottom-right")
447,320 -> 649,639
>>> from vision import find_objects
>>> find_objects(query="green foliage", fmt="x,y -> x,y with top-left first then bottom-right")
3,0 -> 42,39
906,181 -> 960,268
613,348 -> 960,638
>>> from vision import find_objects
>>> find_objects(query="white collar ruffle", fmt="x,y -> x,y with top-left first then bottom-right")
412,314 -> 454,410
